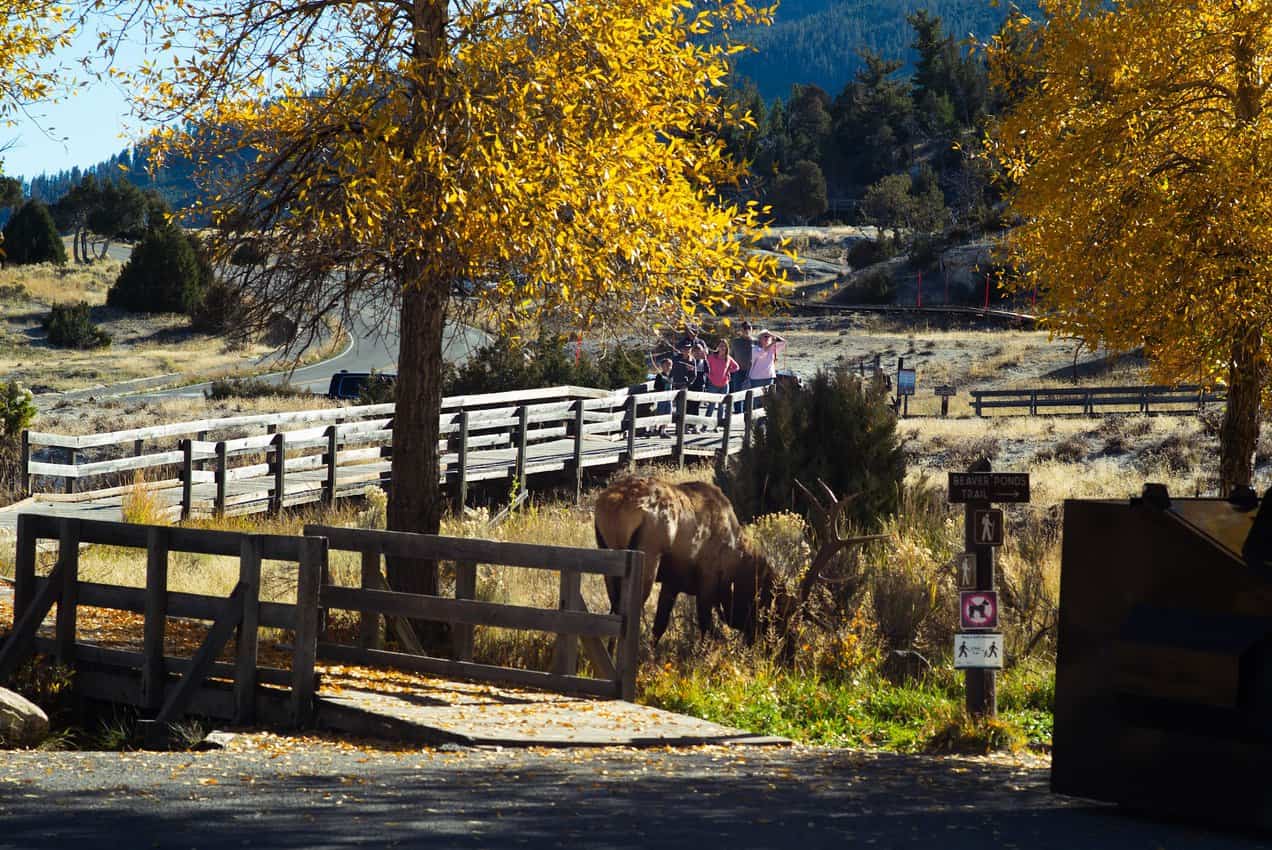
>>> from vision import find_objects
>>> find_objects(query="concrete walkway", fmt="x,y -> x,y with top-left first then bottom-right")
315,673 -> 787,748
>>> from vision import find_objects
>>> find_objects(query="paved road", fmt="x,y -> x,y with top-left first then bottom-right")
0,744 -> 1264,849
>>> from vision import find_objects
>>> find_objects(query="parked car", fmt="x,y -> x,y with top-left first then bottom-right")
326,370 -> 396,400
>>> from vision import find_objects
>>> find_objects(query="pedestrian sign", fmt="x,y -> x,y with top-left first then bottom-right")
954,633 -> 1003,669
958,553 -> 977,589
960,591 -> 999,630
973,509 -> 1004,546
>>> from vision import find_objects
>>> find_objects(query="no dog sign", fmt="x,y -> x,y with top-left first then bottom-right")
960,590 -> 999,630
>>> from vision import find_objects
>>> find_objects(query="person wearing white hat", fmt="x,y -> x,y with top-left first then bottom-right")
748,329 -> 786,389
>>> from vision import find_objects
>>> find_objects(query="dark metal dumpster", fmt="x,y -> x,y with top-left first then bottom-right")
1053,493 -> 1272,826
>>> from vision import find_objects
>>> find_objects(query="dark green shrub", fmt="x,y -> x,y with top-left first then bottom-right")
107,225 -> 208,314
205,378 -> 302,400
446,334 -> 648,396
43,302 -> 111,349
2,200 -> 66,265
357,371 -> 397,404
718,366 -> 905,530
190,279 -> 245,335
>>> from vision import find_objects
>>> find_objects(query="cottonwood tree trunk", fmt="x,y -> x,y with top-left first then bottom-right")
387,281 -> 447,577
1219,330 -> 1263,495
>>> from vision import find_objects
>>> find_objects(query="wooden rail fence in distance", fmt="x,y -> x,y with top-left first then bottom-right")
969,385 -> 1225,417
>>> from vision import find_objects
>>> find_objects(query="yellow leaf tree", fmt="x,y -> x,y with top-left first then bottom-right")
117,0 -> 782,598
0,1 -> 73,156
988,0 -> 1272,492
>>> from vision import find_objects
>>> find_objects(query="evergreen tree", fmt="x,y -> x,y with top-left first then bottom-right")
768,160 -> 829,224
718,366 -> 904,530
2,200 -> 66,265
107,225 -> 208,314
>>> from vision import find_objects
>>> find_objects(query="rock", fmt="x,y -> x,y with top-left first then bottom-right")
0,687 -> 49,748
191,730 -> 237,751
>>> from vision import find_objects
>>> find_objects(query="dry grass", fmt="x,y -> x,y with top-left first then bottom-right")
0,260 -> 121,306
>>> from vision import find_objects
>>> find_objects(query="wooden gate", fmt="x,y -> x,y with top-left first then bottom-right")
0,515 -> 324,744
305,525 -> 644,700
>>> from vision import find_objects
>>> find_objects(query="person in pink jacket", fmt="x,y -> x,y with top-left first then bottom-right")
748,329 -> 786,388
704,338 -> 740,425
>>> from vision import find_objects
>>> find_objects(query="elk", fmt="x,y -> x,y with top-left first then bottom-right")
593,476 -> 884,647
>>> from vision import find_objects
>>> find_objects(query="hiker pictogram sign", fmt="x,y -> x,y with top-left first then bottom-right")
973,509 -> 1004,546
960,591 -> 999,630
954,633 -> 1003,669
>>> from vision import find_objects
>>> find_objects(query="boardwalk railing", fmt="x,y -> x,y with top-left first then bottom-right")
0,514 -> 649,738
969,385 -> 1225,417
21,383 -> 770,513
0,514 -> 324,743
306,524 -> 645,700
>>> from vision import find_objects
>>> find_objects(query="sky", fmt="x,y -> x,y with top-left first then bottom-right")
2,20 -> 155,181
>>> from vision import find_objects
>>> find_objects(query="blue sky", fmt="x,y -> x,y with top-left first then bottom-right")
2,20 -> 154,181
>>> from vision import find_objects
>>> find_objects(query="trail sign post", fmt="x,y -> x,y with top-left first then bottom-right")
934,384 -> 956,417
950,461 -> 1030,719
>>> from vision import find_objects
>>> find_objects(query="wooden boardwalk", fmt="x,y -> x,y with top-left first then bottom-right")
3,384 -> 766,535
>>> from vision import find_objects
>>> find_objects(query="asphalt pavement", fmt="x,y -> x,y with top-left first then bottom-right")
0,744 -> 1266,849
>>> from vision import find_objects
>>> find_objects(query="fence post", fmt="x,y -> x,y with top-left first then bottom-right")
14,513 -> 36,619
719,394 -> 733,464
453,561 -> 477,663
573,400 -> 585,503
743,390 -> 755,448
290,535 -> 325,728
674,388 -> 687,468
455,409 -> 469,512
515,405 -> 528,494
54,519 -> 81,667
973,392 -> 983,417
272,432 -> 287,514
358,547 -> 383,651
181,440 -> 194,519
550,568 -> 582,677
20,430 -> 29,495
142,526 -> 170,712
134,438 -> 144,457
325,425 -> 338,504
234,535 -> 262,724
215,441 -> 228,516
64,446 -> 76,495
618,551 -> 644,701
625,394 -> 638,472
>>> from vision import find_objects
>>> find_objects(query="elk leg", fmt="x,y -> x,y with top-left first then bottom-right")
652,581 -> 678,646
696,592 -> 716,638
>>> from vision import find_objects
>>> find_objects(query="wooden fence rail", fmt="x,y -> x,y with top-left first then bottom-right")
305,524 -> 645,700
0,514 -> 324,744
969,385 -> 1225,417
20,383 -> 770,516
0,513 -> 648,739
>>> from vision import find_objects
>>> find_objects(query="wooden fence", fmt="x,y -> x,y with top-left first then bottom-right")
306,524 -> 644,700
969,385 -> 1225,417
20,383 -> 770,516
0,514 -> 324,744
0,513 -> 646,740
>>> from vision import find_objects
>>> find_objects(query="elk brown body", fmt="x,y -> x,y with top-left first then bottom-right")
593,476 -> 782,643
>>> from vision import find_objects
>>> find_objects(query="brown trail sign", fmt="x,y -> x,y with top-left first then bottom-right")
949,462 -> 1030,719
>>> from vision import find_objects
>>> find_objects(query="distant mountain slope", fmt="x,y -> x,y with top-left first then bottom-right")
735,0 -> 1040,100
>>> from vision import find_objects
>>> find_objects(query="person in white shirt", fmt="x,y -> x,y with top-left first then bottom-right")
748,329 -> 786,388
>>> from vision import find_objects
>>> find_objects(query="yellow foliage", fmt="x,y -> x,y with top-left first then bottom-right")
0,1 -> 73,136
125,0 -> 786,337
986,1 -> 1272,482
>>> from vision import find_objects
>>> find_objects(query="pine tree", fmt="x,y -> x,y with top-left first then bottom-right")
2,200 -> 66,265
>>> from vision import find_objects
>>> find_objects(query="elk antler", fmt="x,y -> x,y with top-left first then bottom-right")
792,479 -> 887,609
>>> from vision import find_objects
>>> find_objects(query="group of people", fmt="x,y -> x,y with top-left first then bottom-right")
651,321 -> 787,435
